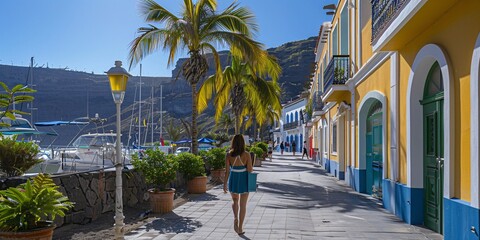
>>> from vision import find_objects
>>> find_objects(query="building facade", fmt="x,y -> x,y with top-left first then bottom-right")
307,0 -> 480,239
275,98 -> 307,154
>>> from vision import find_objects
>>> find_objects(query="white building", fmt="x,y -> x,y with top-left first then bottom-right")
273,97 -> 307,153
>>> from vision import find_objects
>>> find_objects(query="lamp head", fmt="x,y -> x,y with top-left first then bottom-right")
107,61 -> 131,104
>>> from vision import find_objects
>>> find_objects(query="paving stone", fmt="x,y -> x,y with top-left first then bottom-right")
125,153 -> 443,240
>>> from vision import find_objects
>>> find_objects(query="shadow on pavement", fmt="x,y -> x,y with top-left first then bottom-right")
127,212 -> 202,235
254,162 -> 328,175
189,192 -> 220,202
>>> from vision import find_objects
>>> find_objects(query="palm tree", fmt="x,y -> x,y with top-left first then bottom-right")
216,113 -> 234,134
198,54 -> 281,134
129,0 -> 265,154
0,82 -> 35,127
163,119 -> 184,143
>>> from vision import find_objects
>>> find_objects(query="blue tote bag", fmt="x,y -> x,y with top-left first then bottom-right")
247,172 -> 258,192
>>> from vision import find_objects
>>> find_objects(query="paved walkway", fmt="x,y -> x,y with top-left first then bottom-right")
125,153 -> 443,240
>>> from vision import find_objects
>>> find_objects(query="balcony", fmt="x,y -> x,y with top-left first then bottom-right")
322,55 -> 350,102
371,0 -> 410,45
371,0 -> 455,51
283,121 -> 299,131
312,91 -> 324,118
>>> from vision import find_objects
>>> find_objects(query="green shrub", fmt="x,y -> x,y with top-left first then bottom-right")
0,174 -> 73,232
208,148 -> 226,170
176,153 -> 206,180
254,142 -> 268,154
131,149 -> 179,191
0,136 -> 42,177
249,146 -> 264,158
198,150 -> 214,166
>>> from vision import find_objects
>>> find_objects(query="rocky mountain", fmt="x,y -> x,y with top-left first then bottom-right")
0,37 -> 315,145
172,36 -> 316,102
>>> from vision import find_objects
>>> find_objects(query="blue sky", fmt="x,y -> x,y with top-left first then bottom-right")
0,0 -> 335,77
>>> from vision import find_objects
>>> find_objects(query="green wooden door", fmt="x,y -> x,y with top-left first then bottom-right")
366,109 -> 383,197
366,132 -> 373,195
372,117 -> 383,199
422,62 -> 444,234
423,99 -> 444,233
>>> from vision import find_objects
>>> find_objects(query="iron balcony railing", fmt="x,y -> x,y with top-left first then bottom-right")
283,121 -> 299,131
371,0 -> 410,43
312,91 -> 324,112
323,55 -> 350,93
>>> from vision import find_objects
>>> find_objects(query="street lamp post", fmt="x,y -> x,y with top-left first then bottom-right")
106,61 -> 131,240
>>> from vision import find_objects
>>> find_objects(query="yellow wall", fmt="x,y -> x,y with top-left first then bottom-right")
361,19 -> 373,67
327,104 -> 339,162
354,59 -> 391,178
396,0 -> 480,201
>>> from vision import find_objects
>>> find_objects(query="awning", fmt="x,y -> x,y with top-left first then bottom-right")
0,130 -> 58,136
34,121 -> 89,127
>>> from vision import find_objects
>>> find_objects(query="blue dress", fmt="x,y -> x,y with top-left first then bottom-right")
228,156 -> 248,194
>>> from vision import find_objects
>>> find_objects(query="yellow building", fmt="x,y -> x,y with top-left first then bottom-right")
308,0 -> 480,238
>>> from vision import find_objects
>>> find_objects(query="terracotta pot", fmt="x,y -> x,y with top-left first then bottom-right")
148,188 -> 175,213
0,223 -> 55,240
187,176 -> 207,194
210,168 -> 225,183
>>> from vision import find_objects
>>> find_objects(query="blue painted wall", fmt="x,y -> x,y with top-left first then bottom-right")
325,159 -> 343,179
444,198 -> 480,240
393,183 -> 424,225
382,179 -> 397,217
347,166 -> 355,189
354,168 -> 366,193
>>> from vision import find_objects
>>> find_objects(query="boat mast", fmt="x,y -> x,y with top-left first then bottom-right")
28,57 -> 37,124
160,85 -> 163,142
126,84 -> 138,147
138,64 -> 142,146
151,85 -> 154,144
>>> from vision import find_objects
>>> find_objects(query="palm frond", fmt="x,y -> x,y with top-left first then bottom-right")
129,27 -> 170,68
141,0 -> 179,24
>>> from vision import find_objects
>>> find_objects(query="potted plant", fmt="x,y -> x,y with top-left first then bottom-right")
0,173 -> 73,240
131,149 -> 179,213
207,148 -> 226,183
0,135 -> 43,177
254,142 -> 269,160
198,150 -> 214,170
249,146 -> 264,167
176,153 -> 207,194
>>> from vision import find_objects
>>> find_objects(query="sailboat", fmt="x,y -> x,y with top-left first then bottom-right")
127,64 -> 170,155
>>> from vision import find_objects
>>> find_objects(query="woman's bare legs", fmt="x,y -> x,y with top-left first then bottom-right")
238,193 -> 249,234
231,193 -> 239,232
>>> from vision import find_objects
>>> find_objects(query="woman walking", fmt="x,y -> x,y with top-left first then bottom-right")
224,135 -> 253,235
280,141 -> 285,155
302,140 -> 309,160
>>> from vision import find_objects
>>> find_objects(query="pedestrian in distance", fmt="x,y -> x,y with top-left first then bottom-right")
292,141 -> 296,156
224,134 -> 253,236
302,140 -> 309,160
280,141 -> 285,155
267,140 -> 273,161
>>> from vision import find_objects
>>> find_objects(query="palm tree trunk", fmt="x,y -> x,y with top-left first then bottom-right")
191,83 -> 198,154
252,115 -> 257,141
234,114 -> 241,135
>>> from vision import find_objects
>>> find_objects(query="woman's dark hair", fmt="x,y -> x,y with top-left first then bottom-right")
230,134 -> 245,157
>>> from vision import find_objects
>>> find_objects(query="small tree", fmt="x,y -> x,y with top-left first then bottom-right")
0,135 -> 42,177
131,149 -> 179,192
208,148 -> 227,170
176,153 -> 206,180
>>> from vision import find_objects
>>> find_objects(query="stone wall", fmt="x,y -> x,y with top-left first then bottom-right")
0,169 -> 187,228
